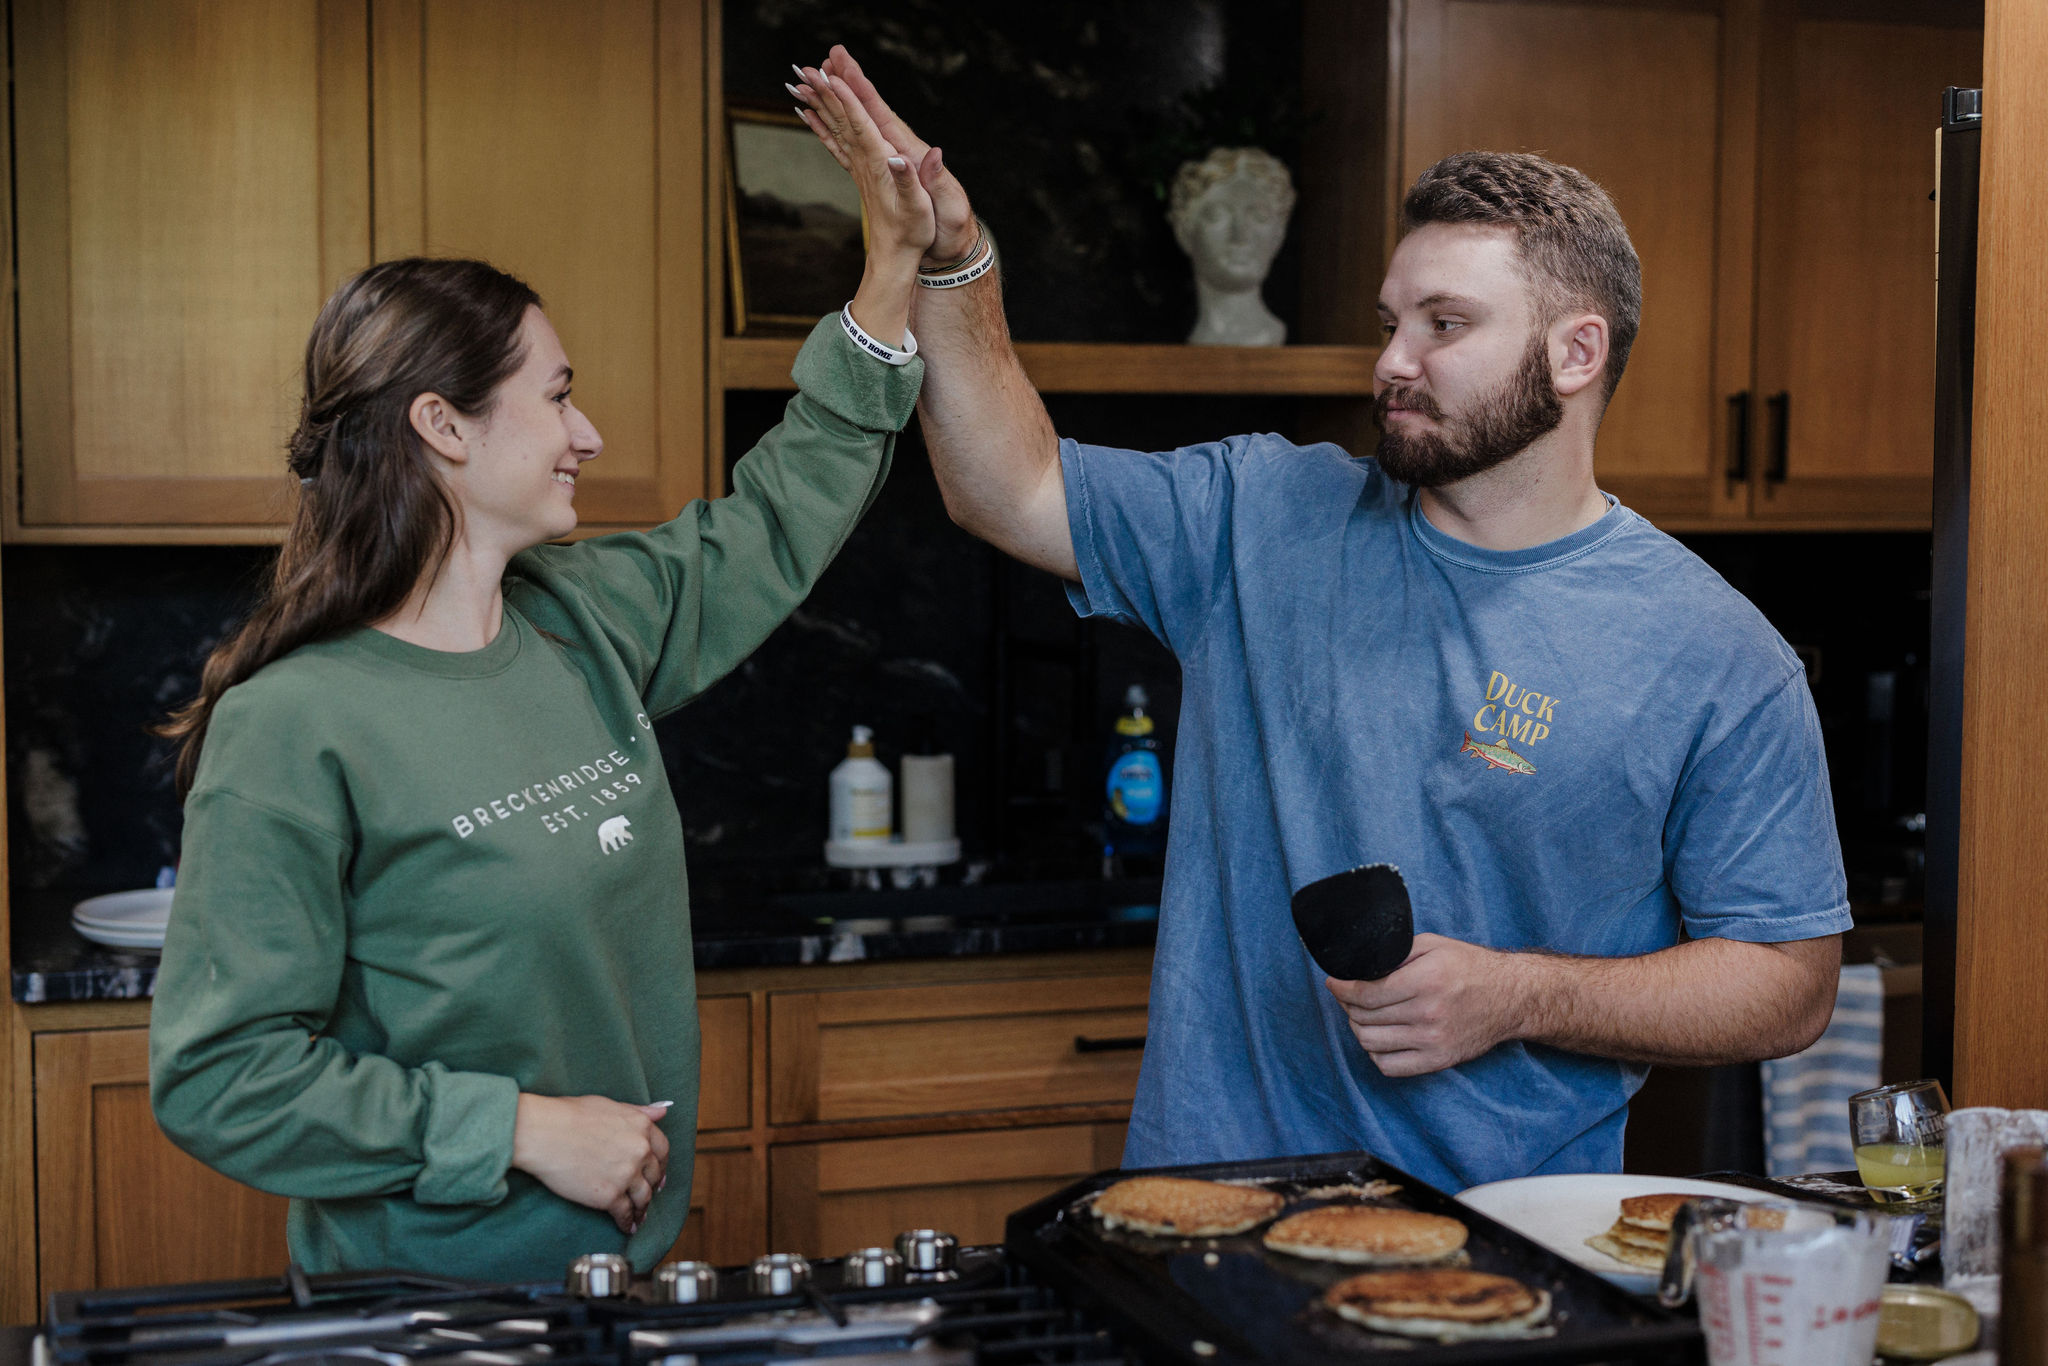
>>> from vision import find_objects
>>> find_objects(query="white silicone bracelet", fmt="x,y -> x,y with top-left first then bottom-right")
839,306 -> 919,366
915,239 -> 996,289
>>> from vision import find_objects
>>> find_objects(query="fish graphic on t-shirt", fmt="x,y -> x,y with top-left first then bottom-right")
1459,731 -> 1536,775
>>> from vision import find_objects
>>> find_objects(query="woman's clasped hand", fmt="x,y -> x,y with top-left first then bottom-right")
512,1095 -> 673,1235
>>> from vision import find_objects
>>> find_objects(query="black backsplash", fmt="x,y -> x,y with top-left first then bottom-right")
0,473 -> 1932,911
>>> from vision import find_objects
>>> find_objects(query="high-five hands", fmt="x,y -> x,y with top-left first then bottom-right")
1324,934 -> 1535,1078
793,45 -> 977,264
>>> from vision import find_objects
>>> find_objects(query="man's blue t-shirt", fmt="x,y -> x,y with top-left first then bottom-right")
1061,433 -> 1850,1193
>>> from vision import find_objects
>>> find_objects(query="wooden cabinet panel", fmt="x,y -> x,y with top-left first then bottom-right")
1750,7 -> 1981,524
1401,0 -> 1741,524
660,1146 -> 764,1266
370,0 -> 708,528
769,975 -> 1149,1124
697,994 -> 750,1132
33,1028 -> 290,1296
9,0 -> 371,533
769,1122 -> 1126,1257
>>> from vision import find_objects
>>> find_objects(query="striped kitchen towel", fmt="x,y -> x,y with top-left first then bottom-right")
1760,963 -> 1885,1177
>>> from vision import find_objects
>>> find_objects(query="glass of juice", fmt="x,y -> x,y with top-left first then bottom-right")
1849,1078 -> 1950,1205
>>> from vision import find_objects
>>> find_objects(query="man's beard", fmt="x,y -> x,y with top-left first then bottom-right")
1372,330 -> 1564,488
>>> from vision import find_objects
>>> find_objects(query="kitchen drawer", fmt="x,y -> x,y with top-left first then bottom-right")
769,1122 -> 1127,1256
698,995 -> 750,1132
768,974 -> 1148,1124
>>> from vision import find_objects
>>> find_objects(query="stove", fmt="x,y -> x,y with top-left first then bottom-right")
35,1232 -> 1135,1366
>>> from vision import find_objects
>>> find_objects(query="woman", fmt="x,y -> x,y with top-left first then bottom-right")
148,69 -> 929,1280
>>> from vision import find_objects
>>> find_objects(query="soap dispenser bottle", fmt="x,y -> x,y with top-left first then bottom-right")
1103,685 -> 1168,877
830,725 -> 893,844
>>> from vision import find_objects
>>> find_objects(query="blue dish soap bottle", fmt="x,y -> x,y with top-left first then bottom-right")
1103,684 -> 1168,878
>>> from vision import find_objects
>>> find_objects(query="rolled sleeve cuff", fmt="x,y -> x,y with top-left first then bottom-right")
1059,438 -> 1131,624
412,1064 -> 521,1206
790,314 -> 924,433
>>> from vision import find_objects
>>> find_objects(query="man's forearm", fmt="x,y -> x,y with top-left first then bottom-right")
1511,935 -> 1841,1066
911,261 -> 1077,579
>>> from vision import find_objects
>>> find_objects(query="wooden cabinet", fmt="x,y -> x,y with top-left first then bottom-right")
3,0 -> 710,541
769,1122 -> 1127,1256
1749,4 -> 1982,524
768,974 -> 1149,1124
661,1145 -> 764,1266
8,0 -> 372,536
368,0 -> 710,530
25,992 -> 762,1296
6,951 -> 1149,1312
1396,0 -> 1980,530
32,1027 -> 291,1293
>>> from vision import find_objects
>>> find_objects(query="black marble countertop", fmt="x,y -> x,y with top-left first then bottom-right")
9,877 -> 1163,1004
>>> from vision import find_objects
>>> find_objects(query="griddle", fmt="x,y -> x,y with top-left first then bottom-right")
1004,1150 -> 1703,1365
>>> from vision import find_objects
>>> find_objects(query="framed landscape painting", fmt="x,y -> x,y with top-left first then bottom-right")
726,104 -> 867,333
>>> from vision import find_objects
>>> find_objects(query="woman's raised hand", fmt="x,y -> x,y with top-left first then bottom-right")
788,64 -> 932,348
510,1093 -> 671,1235
813,46 -> 977,266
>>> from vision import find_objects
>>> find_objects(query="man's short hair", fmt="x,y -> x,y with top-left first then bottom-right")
1401,151 -> 1642,402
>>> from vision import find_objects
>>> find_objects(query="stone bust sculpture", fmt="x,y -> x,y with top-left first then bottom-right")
1168,146 -> 1297,347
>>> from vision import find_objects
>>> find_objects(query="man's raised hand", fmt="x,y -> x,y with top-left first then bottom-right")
814,45 -> 976,263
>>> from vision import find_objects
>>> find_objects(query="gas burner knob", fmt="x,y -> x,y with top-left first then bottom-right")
653,1260 -> 721,1304
840,1246 -> 905,1288
566,1253 -> 632,1298
750,1252 -> 811,1297
894,1229 -> 959,1276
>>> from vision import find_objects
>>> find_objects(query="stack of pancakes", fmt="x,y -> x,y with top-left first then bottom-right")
1584,1192 -> 1692,1270
1262,1206 -> 1469,1266
1324,1269 -> 1554,1341
1092,1177 -> 1286,1236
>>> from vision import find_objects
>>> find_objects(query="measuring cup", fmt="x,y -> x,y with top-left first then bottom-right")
1657,1197 -> 1890,1366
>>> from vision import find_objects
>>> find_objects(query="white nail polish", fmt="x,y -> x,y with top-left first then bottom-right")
887,157 -> 907,169
784,82 -> 802,98
791,63 -> 806,80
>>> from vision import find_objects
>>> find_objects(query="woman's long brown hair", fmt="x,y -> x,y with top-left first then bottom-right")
160,258 -> 541,797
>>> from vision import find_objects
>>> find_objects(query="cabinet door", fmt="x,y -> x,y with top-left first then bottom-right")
659,1146 -> 766,1267
369,0 -> 709,529
1748,4 -> 1980,525
769,1122 -> 1127,1257
1399,0 -> 1754,528
33,1028 -> 290,1296
9,0 -> 371,535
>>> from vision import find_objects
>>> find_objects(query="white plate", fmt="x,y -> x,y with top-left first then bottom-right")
71,888 -> 173,950
71,888 -> 173,930
1457,1172 -> 1766,1292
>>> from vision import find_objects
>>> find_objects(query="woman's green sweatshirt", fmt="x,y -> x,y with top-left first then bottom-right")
149,317 -> 919,1280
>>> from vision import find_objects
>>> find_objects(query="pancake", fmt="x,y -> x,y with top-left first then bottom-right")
1324,1269 -> 1553,1341
1619,1192 -> 1694,1231
1092,1176 -> 1286,1237
1586,1192 -> 1779,1270
1586,1226 -> 1671,1270
1263,1205 -> 1469,1265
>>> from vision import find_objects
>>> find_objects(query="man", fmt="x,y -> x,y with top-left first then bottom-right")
795,51 -> 1846,1193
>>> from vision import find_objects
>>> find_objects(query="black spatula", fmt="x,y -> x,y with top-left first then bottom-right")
1290,863 -> 1415,981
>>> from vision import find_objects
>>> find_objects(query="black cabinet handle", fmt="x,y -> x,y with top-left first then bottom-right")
1765,391 -> 1791,485
1725,391 -> 1752,485
1074,1034 -> 1147,1053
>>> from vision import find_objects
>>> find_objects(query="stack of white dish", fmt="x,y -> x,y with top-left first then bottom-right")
70,888 -> 174,951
